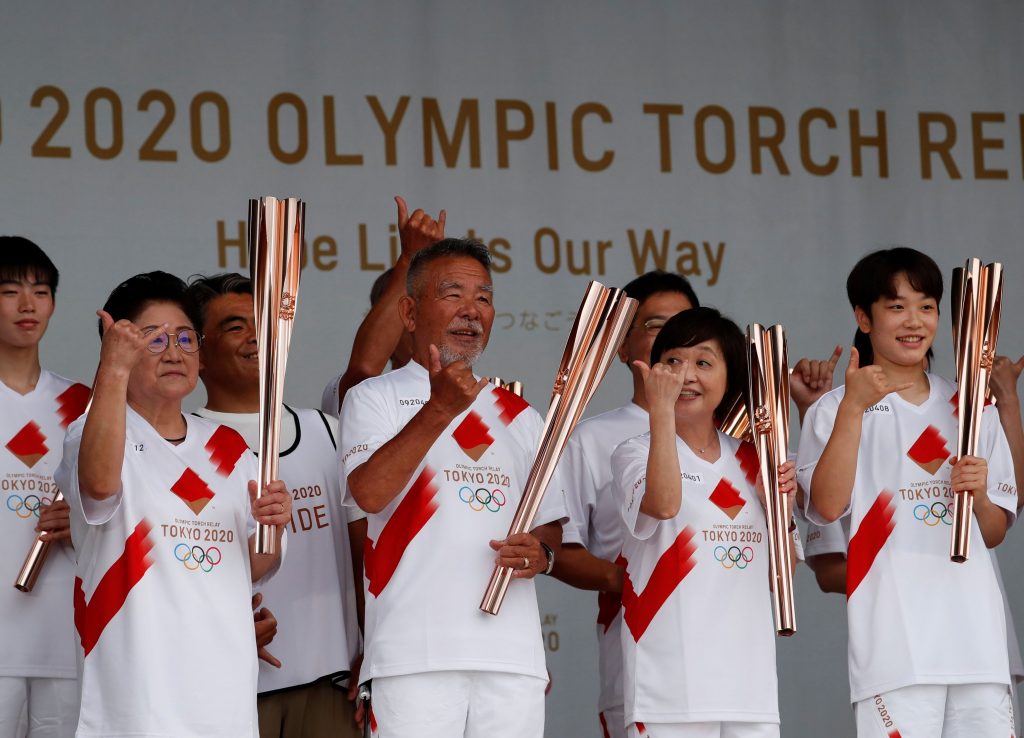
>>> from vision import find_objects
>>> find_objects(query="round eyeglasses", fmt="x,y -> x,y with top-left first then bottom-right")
144,328 -> 202,354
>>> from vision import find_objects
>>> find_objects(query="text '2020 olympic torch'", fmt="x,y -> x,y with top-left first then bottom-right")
746,323 -> 796,636
950,258 -> 1002,563
249,196 -> 304,556
480,282 -> 638,615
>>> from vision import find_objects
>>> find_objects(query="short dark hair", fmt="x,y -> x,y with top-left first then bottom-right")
622,270 -> 699,310
370,267 -> 395,306
846,247 -> 942,366
650,306 -> 747,422
185,273 -> 252,332
0,236 -> 59,296
406,238 -> 491,297
98,271 -> 200,338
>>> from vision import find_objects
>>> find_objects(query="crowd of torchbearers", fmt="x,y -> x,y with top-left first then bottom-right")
1,195 -> 1022,738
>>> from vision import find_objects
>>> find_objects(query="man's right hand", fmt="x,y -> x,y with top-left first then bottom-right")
425,344 -> 488,421
252,593 -> 281,668
396,195 -> 446,258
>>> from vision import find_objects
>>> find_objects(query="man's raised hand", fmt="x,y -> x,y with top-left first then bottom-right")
791,345 -> 843,416
396,195 -> 446,258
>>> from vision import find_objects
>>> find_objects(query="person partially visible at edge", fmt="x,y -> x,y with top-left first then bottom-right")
339,238 -> 566,738
187,272 -> 365,738
55,271 -> 291,737
612,306 -> 797,738
798,247 -> 1017,737
321,195 -> 440,418
0,236 -> 88,738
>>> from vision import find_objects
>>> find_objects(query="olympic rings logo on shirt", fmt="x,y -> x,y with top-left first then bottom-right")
714,545 -> 755,570
913,501 -> 953,527
6,494 -> 50,519
173,543 -> 222,573
458,486 -> 507,513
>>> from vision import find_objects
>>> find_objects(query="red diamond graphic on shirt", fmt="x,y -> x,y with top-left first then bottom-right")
949,389 -> 992,417
205,425 -> 248,477
56,383 -> 90,429
907,425 -> 950,475
493,386 -> 528,426
5,421 -> 48,468
709,478 -> 746,520
170,468 -> 215,515
453,411 -> 494,461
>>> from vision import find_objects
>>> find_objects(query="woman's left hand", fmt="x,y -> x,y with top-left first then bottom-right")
249,480 -> 292,527
755,459 -> 796,516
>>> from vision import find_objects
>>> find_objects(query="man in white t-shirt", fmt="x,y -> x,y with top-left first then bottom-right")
340,238 -> 566,738
321,196 -> 440,418
550,270 -> 698,738
186,272 -> 365,738
0,237 -> 89,738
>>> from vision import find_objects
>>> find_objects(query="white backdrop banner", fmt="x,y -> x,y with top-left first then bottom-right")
2,2 -> 1023,735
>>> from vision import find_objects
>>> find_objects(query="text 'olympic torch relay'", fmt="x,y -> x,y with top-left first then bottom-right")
950,258 -> 1003,563
249,196 -> 304,556
480,281 -> 638,615
746,323 -> 797,636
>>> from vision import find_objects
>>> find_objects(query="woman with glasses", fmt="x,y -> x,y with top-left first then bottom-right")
56,271 -> 292,737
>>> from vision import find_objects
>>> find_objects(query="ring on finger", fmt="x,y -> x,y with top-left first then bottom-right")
522,556 -> 530,570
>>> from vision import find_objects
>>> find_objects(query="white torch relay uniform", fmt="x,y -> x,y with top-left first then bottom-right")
339,360 -> 568,738
803,516 -> 1024,729
557,402 -> 650,738
798,375 -> 1017,737
193,405 -> 363,695
0,373 -> 88,738
56,408 -> 272,738
612,431 -> 781,737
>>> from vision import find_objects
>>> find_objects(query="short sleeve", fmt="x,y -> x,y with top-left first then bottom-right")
804,519 -> 849,558
979,405 -> 1018,526
320,374 -> 342,419
533,459 -> 571,531
797,395 -> 848,525
612,436 -> 660,541
554,435 -> 593,547
338,381 -> 398,506
55,413 -> 123,528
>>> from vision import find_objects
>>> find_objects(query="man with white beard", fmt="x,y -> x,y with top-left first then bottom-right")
339,238 -> 567,738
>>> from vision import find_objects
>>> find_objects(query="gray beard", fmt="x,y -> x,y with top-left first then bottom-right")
438,342 -> 482,368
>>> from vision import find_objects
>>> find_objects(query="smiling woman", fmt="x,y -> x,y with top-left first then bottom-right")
610,306 -> 797,736
54,270 -> 293,738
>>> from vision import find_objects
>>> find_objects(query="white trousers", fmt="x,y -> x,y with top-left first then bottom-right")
370,670 -> 545,738
0,678 -> 79,738
855,683 -> 1012,738
625,721 -> 779,738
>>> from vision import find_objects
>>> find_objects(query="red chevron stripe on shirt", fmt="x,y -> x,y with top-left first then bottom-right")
846,490 -> 897,599
621,527 -> 698,642
73,519 -> 154,656
365,467 -> 440,597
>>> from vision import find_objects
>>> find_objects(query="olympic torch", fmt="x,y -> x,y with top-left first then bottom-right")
480,281 -> 638,615
489,376 -> 524,398
746,323 -> 796,636
249,196 -> 304,556
13,490 -> 65,592
950,258 -> 1002,563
